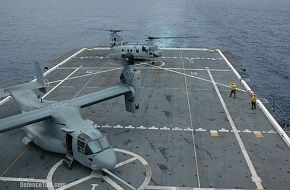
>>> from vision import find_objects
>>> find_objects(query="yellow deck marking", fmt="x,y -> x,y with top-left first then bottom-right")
254,131 -> 264,138
210,130 -> 219,137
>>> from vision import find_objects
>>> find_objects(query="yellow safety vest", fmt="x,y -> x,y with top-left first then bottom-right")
251,96 -> 257,103
230,83 -> 237,90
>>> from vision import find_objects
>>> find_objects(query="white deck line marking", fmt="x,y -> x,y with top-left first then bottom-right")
160,126 -> 170,130
56,175 -> 94,190
172,127 -> 182,131
1,147 -> 27,177
0,48 -> 86,106
102,175 -> 125,190
115,157 -> 138,168
102,124 -> 112,128
219,128 -> 229,132
73,55 -> 116,98
125,125 -> 135,129
185,57 -> 193,64
47,160 -> 63,190
137,126 -> 147,130
180,49 -> 201,188
143,63 -> 246,92
165,68 -> 231,72
42,67 -> 80,99
161,47 -> 209,51
93,47 -> 111,50
146,186 -> 248,190
207,69 -> 263,189
48,67 -> 121,85
57,66 -> 119,69
0,177 -> 47,183
184,127 -> 194,132
113,125 -> 124,129
96,124 -> 275,136
196,128 -> 206,132
148,126 -> 158,130
243,129 -> 252,133
218,49 -> 290,148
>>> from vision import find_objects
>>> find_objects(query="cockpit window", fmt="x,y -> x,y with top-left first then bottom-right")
84,133 -> 111,155
86,140 -> 102,155
98,134 -> 110,149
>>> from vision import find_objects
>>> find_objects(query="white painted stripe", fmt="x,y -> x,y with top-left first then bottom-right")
0,96 -> 12,106
1,147 -> 27,177
243,129 -> 252,133
218,48 -> 290,148
42,67 -> 80,99
56,176 -> 94,190
115,157 -> 138,168
216,49 -> 241,80
172,127 -> 182,131
47,160 -> 64,190
125,125 -> 135,129
196,128 -> 206,132
137,126 -> 146,130
267,130 -> 277,134
113,125 -> 123,129
148,126 -> 158,130
180,49 -> 201,188
161,47 -> 209,51
143,63 -> 246,92
160,126 -> 170,130
92,47 -> 111,50
218,128 -> 229,132
146,186 -> 246,190
184,128 -> 194,132
231,130 -> 241,133
0,177 -> 47,183
102,124 -> 112,128
0,48 -> 86,106
207,69 -> 263,189
102,175 -> 125,190
48,67 -> 121,85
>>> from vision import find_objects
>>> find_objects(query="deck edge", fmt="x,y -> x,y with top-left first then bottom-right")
216,48 -> 290,149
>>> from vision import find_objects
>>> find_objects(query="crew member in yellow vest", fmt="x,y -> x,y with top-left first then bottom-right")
229,82 -> 237,98
251,94 -> 257,109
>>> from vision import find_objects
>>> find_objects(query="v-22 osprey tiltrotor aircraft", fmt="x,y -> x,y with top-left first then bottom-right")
0,62 -> 141,171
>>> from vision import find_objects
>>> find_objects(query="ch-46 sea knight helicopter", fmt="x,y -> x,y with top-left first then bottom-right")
101,29 -> 195,60
0,61 -> 141,171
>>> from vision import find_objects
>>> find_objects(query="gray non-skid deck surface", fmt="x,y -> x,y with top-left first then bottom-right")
0,48 -> 289,190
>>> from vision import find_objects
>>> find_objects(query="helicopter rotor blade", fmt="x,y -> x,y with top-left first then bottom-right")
95,29 -> 132,33
147,36 -> 198,40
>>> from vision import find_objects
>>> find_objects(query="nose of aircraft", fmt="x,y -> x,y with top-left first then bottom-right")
93,148 -> 117,170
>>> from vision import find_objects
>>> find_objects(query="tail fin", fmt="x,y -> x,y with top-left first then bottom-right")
0,62 -> 46,99
109,31 -> 124,47
34,62 -> 45,87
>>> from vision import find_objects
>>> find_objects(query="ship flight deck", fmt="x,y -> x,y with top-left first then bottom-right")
0,47 -> 289,190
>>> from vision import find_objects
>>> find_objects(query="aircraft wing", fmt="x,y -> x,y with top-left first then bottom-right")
70,85 -> 131,109
0,108 -> 51,133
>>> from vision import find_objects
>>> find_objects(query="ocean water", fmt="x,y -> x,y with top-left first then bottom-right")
0,0 -> 289,115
